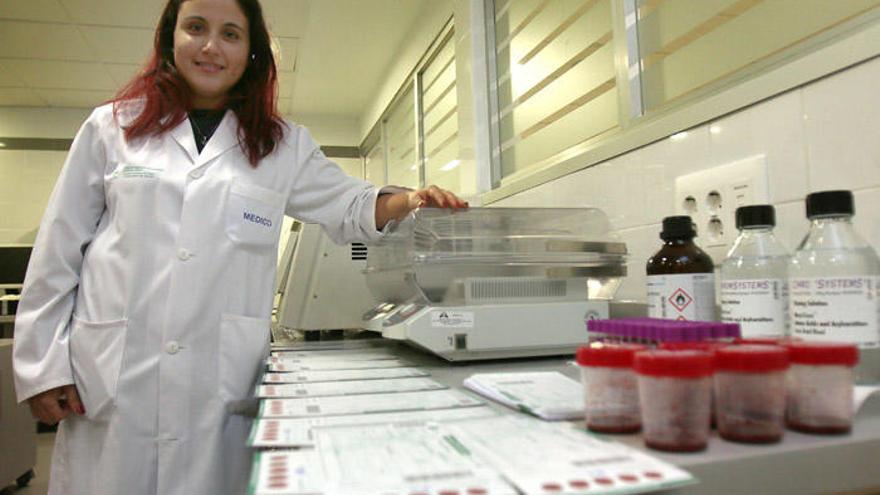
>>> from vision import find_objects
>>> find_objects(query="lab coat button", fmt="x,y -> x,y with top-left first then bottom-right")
177,249 -> 191,261
189,170 -> 203,179
165,341 -> 180,354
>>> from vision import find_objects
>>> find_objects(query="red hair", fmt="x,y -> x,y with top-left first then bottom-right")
112,0 -> 285,166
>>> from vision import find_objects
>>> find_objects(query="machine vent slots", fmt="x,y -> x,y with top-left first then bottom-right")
350,243 -> 368,261
468,278 -> 567,301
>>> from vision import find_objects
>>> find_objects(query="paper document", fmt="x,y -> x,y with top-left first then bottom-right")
267,355 -> 398,365
248,406 -> 498,448
249,450 -> 326,495
248,418 -> 692,495
447,416 -> 696,495
267,359 -> 411,372
268,349 -> 395,363
262,367 -> 429,384
463,372 -> 584,420
270,340 -> 379,352
248,424 -> 518,495
256,377 -> 446,398
316,422 -> 518,495
259,389 -> 484,418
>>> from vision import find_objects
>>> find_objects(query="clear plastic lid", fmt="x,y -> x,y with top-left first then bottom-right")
365,208 -> 628,306
368,207 -> 627,270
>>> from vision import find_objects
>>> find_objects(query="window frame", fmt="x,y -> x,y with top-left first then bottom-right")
359,17 -> 458,190
479,0 -> 880,204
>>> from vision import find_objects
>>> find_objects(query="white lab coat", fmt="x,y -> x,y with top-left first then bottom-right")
13,104 -> 394,495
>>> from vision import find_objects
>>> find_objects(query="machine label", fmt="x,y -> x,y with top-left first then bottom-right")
431,311 -> 474,328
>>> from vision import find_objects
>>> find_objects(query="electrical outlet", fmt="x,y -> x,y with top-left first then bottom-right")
674,155 -> 769,264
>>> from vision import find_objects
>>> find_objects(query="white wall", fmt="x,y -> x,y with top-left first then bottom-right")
287,112 -> 360,145
491,56 -> 880,304
0,149 -> 67,243
0,106 -> 362,244
0,107 -> 91,138
0,107 -> 91,243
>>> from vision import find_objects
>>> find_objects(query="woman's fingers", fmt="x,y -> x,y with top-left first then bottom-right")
425,186 -> 446,208
31,396 -> 65,424
418,185 -> 468,209
62,384 -> 86,416
28,386 -> 76,424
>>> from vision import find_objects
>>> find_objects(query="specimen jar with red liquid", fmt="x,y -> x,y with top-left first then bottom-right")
785,341 -> 859,434
576,343 -> 647,433
714,344 -> 790,443
635,350 -> 714,452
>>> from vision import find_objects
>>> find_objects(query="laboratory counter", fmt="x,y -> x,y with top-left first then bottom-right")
359,338 -> 880,495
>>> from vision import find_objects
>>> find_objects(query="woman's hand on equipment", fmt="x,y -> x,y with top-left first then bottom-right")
28,384 -> 85,424
376,185 -> 468,229
406,185 -> 469,211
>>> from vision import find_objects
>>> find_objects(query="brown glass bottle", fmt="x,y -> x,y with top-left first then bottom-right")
646,216 -> 715,321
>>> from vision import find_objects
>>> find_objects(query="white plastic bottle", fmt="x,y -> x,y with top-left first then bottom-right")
789,190 -> 880,384
721,205 -> 789,337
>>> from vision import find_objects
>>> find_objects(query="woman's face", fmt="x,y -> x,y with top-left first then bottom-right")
173,0 -> 250,109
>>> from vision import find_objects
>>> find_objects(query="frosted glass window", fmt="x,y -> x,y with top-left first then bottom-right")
637,0 -> 880,111
421,31 -> 461,192
364,140 -> 386,186
384,85 -> 419,188
493,0 -> 619,178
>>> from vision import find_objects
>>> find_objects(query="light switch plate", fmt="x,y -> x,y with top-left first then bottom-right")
674,155 -> 770,264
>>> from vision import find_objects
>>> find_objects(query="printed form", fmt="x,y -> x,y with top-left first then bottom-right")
463,372 -> 585,420
270,340 -> 379,352
267,359 -> 411,372
259,389 -> 484,418
249,417 -> 695,495
317,422 -> 516,495
262,367 -> 430,384
267,349 -> 396,363
256,377 -> 447,398
446,416 -> 696,494
249,406 -> 498,448
249,423 -> 518,495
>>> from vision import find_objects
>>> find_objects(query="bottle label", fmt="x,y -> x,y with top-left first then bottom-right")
647,273 -> 716,321
720,278 -> 788,337
789,276 -> 879,347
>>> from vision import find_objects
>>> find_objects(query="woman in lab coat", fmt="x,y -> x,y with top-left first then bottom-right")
12,0 -> 466,493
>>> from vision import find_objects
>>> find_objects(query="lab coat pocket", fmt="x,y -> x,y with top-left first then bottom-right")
218,313 -> 270,402
225,182 -> 284,247
69,316 -> 128,421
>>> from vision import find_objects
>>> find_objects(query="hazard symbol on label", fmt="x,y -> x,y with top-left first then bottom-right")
668,288 -> 693,312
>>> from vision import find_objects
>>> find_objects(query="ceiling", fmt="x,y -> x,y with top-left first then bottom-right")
0,0 -> 430,120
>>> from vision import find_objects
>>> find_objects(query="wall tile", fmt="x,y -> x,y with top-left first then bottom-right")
750,91 -> 810,203
706,89 -> 809,204
854,188 -> 880,255
638,125 -> 710,225
773,200 -> 808,255
613,224 -> 660,302
803,57 -> 880,191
